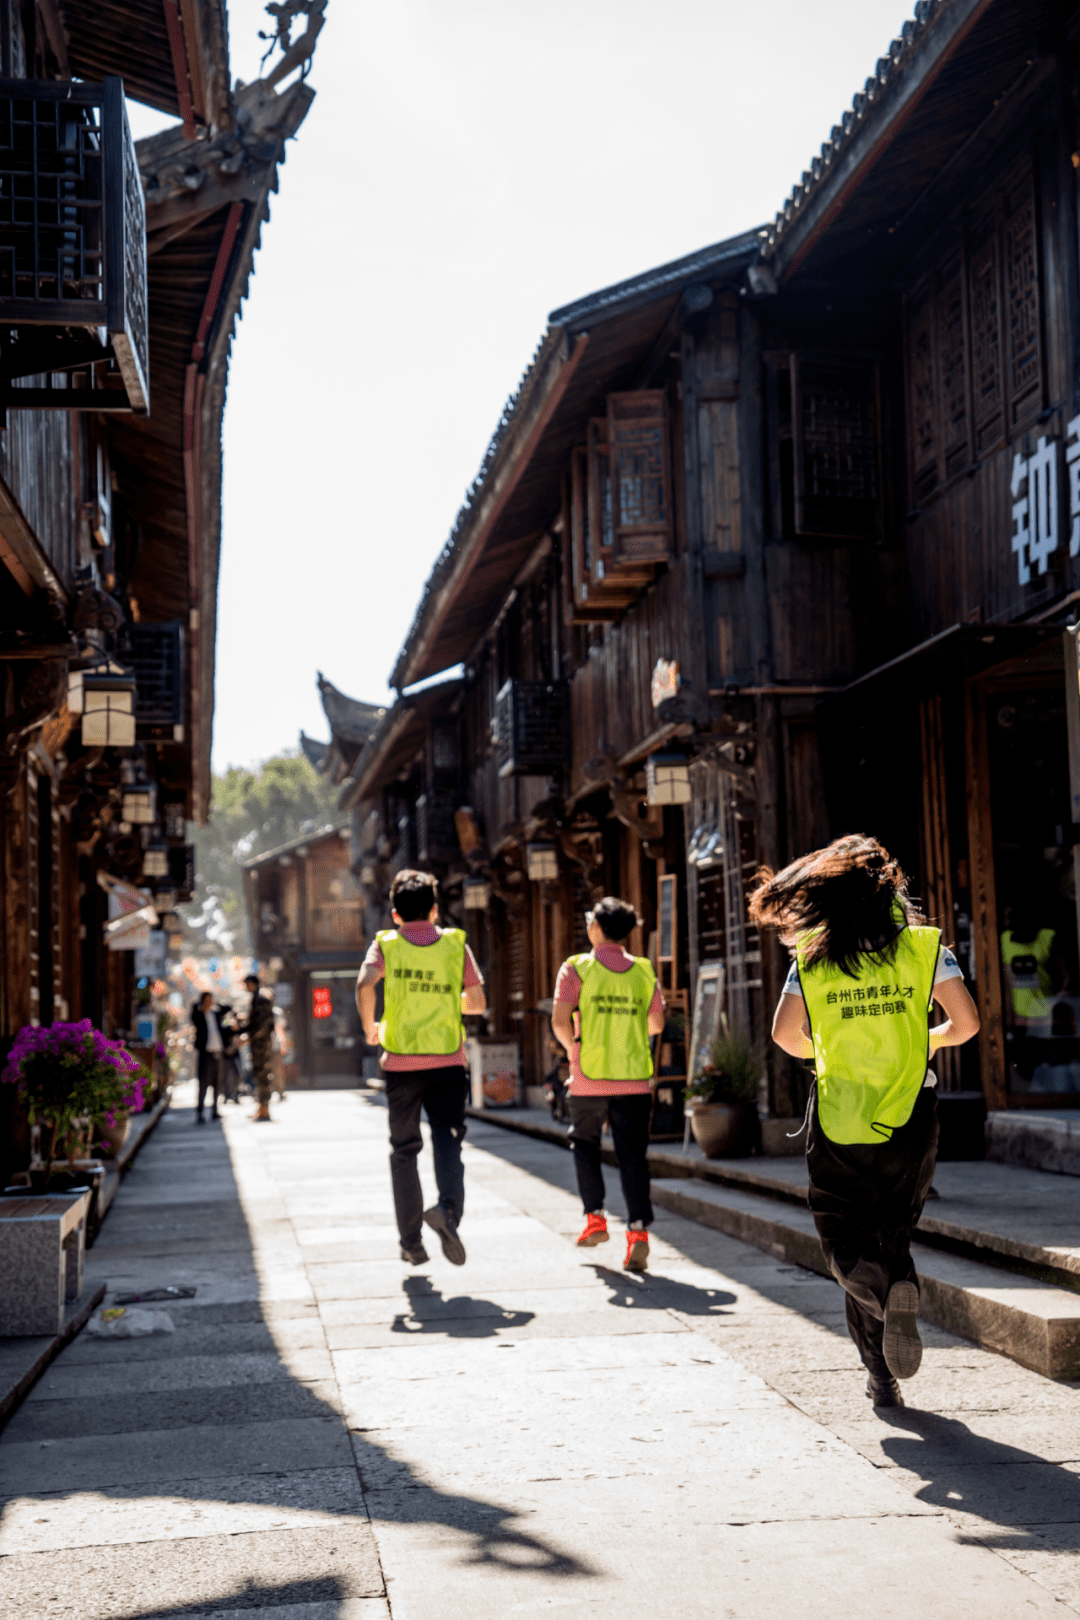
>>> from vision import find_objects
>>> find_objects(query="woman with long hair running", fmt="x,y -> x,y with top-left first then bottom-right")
749,834 -> 979,1408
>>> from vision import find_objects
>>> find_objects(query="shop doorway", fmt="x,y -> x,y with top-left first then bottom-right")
306,969 -> 363,1081
969,644 -> 1080,1106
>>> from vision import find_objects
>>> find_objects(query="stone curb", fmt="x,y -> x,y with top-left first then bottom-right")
0,1091 -> 171,1430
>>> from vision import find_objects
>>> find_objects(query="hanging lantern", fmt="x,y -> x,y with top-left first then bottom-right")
121,783 -> 156,824
142,844 -> 169,878
646,751 -> 691,806
81,672 -> 136,748
463,877 -> 491,910
526,842 -> 559,882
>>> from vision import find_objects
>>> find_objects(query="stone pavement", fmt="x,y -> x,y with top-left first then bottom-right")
0,1087 -> 1077,1619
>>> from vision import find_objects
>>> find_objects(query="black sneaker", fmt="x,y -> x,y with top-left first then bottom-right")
423,1204 -> 466,1266
883,1280 -> 922,1379
400,1241 -> 430,1265
866,1373 -> 904,1407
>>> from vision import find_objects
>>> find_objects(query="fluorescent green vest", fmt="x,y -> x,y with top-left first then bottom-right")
570,952 -> 656,1081
378,929 -> 466,1056
1000,929 -> 1055,1020
797,925 -> 939,1145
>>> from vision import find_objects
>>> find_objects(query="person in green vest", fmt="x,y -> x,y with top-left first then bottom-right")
750,834 -> 979,1408
999,902 -> 1060,1024
357,869 -> 486,1267
551,896 -> 666,1274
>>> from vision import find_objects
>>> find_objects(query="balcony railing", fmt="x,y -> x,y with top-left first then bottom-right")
0,77 -> 148,413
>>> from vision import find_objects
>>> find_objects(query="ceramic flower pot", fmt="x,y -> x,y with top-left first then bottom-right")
687,1100 -> 758,1159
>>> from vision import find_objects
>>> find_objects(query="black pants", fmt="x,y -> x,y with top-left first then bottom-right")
568,1093 -> 653,1227
806,1086 -> 938,1377
196,1051 -> 221,1118
385,1066 -> 468,1247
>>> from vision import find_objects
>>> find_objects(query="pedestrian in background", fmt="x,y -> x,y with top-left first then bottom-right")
218,1003 -> 242,1104
356,869 -> 486,1267
191,990 -> 223,1125
752,834 -> 979,1408
242,974 -> 276,1122
551,896 -> 666,1274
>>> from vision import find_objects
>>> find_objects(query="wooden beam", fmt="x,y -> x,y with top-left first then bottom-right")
37,0 -> 70,75
965,675 -> 1006,1111
0,475 -> 68,606
161,0 -> 196,139
177,0 -> 208,125
146,167 -> 267,236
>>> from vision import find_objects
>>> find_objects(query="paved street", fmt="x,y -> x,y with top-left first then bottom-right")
0,1088 -> 1077,1619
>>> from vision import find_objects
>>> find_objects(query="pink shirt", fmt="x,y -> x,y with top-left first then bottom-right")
554,944 -> 664,1096
359,922 -> 483,1072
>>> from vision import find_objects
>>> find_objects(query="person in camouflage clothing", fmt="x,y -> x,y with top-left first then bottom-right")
243,974 -> 276,1121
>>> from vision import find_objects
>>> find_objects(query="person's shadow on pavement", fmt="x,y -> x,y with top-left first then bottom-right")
876,1408 -> 1080,1551
585,1263 -> 736,1316
390,1274 -> 535,1337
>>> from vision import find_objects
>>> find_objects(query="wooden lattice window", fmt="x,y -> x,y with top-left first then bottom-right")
1003,164 -> 1041,426
969,209 -> 1003,454
791,354 -> 880,539
607,390 -> 672,562
903,156 -> 1042,508
905,247 -> 970,504
907,280 -> 938,504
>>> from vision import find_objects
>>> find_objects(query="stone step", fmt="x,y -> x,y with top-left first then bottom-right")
649,1177 -> 1080,1382
468,1106 -> 1080,1293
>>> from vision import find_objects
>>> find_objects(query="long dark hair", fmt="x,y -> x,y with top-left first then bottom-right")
748,834 -> 925,978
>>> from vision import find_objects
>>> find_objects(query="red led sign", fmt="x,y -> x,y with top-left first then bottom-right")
312,986 -> 332,1019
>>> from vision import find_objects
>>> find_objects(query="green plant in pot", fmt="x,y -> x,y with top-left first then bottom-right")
685,1029 -> 762,1158
1,1020 -> 147,1187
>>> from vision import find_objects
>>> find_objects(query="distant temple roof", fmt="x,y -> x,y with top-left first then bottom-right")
299,732 -> 330,771
317,673 -> 387,746
300,674 -> 389,786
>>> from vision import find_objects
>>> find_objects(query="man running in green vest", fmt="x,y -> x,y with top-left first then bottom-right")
552,896 -> 666,1274
751,835 -> 979,1408
357,870 -> 486,1267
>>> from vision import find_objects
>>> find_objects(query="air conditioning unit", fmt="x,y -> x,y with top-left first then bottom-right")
123,622 -> 184,740
494,680 -> 570,778
0,77 -> 148,412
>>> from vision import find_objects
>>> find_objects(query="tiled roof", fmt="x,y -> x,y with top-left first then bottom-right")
760,0 -> 939,260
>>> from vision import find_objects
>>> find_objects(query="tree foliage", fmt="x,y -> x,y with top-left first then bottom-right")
183,750 -> 342,954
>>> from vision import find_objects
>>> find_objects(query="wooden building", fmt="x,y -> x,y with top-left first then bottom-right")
0,1 -> 316,1169
244,825 -> 366,1087
340,0 -> 1080,1120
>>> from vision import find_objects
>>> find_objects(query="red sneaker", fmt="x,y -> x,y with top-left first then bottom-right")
576,1212 -> 609,1247
624,1230 -> 649,1273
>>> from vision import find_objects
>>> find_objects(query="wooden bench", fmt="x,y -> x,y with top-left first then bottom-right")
0,1192 -> 90,1336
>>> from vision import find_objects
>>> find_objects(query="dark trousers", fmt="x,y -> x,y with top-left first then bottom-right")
568,1092 -> 653,1227
806,1086 -> 938,1377
196,1051 -> 221,1118
386,1066 -> 468,1246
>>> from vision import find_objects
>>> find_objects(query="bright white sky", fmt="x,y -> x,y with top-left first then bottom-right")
130,0 -> 916,774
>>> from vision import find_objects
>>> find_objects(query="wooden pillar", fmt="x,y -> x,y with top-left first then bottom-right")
965,677 -> 1006,1110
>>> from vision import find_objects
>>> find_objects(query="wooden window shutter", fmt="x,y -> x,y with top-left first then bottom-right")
565,441 -> 629,622
968,205 -> 1004,455
905,278 -> 939,504
791,354 -> 881,539
1002,159 -> 1042,430
937,247 -> 970,482
606,390 -> 672,562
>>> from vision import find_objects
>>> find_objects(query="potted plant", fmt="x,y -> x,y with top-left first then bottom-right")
684,1029 -> 762,1158
1,1020 -> 147,1188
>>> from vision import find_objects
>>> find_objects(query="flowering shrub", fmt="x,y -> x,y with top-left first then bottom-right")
1,1020 -> 147,1167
